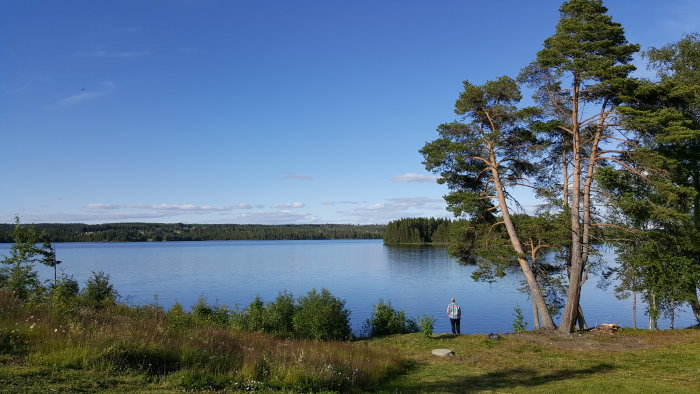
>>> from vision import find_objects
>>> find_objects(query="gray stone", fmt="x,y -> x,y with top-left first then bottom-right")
431,348 -> 455,357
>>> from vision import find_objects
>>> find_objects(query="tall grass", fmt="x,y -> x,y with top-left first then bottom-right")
0,291 -> 408,392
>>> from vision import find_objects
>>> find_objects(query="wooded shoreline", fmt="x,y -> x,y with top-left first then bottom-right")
0,223 -> 386,243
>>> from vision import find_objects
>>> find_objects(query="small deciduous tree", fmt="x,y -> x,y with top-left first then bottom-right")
292,288 -> 352,341
81,271 -> 117,305
0,217 -> 58,299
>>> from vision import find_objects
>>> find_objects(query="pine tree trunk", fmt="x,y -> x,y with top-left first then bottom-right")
562,149 -> 569,208
576,305 -> 588,330
533,303 -> 540,330
488,144 -> 556,329
560,81 -> 583,333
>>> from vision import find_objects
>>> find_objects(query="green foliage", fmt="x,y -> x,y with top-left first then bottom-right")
230,290 -> 351,341
191,297 -> 230,326
263,291 -> 296,337
231,296 -> 265,330
165,302 -> 192,327
81,271 -> 117,305
50,274 -> 80,300
512,307 -> 528,333
361,300 -> 419,338
0,327 -> 30,355
292,288 -> 352,341
384,218 -> 453,244
604,33 -> 700,324
418,315 -> 435,337
420,76 -> 539,223
0,222 -> 386,243
535,0 -> 638,91
0,217 -> 56,299
99,341 -> 181,374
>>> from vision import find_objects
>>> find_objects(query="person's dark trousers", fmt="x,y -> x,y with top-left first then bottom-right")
450,318 -> 461,335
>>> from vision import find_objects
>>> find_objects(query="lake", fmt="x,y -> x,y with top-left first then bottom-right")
0,239 -> 695,334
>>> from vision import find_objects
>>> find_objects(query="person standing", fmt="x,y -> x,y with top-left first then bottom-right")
447,297 -> 461,335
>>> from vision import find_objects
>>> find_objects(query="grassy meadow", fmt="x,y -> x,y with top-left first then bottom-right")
1,290 -> 699,393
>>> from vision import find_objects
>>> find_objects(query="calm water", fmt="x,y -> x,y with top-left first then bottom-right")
0,240 -> 694,334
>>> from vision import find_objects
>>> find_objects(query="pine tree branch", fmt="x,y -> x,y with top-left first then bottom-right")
589,223 -> 640,233
595,156 -> 648,180
598,135 -> 639,148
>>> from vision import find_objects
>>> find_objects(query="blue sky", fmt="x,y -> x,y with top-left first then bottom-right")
2,0 -> 699,225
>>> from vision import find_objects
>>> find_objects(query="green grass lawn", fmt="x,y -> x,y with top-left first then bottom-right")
370,329 -> 700,393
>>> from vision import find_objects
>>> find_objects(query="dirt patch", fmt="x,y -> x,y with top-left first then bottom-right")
509,330 -> 654,352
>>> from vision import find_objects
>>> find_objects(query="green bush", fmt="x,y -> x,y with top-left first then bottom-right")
512,307 -> 527,333
263,291 -> 296,337
293,288 -> 352,341
166,302 -> 192,327
81,271 -> 117,305
418,315 -> 435,337
0,264 -> 43,300
361,300 -> 418,338
192,297 -> 230,326
50,275 -> 79,300
0,327 -> 30,355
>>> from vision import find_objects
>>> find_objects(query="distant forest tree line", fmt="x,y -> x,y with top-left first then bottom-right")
0,223 -> 385,243
383,217 -> 453,244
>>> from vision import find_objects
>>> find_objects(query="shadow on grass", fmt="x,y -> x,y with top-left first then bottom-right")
431,333 -> 460,339
384,362 -> 615,393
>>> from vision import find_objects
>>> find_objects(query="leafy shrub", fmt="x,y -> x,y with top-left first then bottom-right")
418,315 -> 435,337
50,274 -> 79,300
81,271 -> 117,305
512,306 -> 527,333
232,294 -> 293,335
293,288 -> 352,341
166,302 -> 191,327
0,327 -> 30,355
231,297 -> 262,331
263,291 -> 296,337
0,264 -> 43,300
192,297 -> 230,326
361,300 -> 418,338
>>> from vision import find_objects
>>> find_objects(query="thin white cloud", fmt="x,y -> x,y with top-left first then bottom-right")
392,173 -> 439,183
56,90 -> 108,106
3,211 -> 181,223
343,197 -> 446,223
91,50 -> 150,58
86,203 -> 253,212
276,202 -> 305,209
225,210 -> 317,224
322,201 -> 359,206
